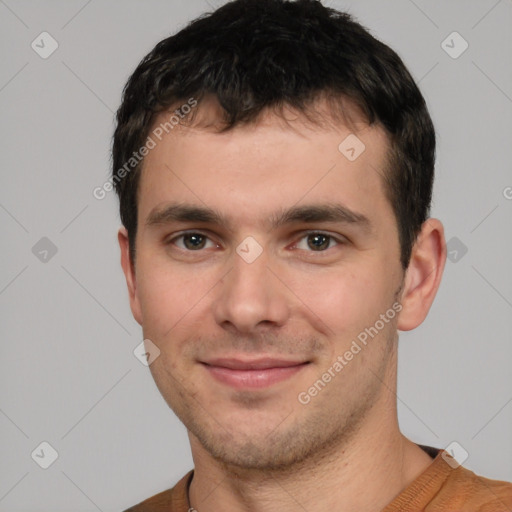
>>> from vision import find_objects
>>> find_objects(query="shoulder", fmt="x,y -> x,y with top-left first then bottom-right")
123,471 -> 193,512
384,447 -> 512,512
435,464 -> 512,511
123,488 -> 175,512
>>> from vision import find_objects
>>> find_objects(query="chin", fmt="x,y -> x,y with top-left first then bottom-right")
204,434 -> 314,471
188,410 -> 341,472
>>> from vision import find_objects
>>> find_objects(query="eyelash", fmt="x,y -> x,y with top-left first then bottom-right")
166,230 -> 346,253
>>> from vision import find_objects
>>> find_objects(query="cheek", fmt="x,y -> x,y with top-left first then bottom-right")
290,267 -> 392,340
136,258 -> 212,337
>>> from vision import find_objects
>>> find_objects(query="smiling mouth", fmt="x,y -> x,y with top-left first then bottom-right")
201,357 -> 310,389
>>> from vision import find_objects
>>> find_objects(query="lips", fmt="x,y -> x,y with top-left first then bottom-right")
201,357 -> 309,389
204,358 -> 306,370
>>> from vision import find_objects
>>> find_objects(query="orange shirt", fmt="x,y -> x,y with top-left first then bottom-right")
124,446 -> 512,511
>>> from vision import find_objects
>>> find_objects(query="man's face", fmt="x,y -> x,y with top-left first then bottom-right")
123,102 -> 406,470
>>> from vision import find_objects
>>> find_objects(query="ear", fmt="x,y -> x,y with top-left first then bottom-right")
397,218 -> 446,331
118,227 -> 143,325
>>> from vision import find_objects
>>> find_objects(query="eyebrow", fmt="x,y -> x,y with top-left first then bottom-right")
145,202 -> 373,233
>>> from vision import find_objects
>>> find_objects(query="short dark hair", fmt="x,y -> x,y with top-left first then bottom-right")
112,0 -> 435,270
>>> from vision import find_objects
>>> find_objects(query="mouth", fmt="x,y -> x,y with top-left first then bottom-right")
200,357 -> 310,389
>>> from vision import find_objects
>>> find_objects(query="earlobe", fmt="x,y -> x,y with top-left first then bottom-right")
397,218 -> 447,332
118,227 -> 143,325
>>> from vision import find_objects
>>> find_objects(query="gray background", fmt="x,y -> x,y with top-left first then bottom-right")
1,0 -> 511,510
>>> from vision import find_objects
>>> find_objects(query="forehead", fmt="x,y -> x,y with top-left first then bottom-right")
137,98 -> 394,230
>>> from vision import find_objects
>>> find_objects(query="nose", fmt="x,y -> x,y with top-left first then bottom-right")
212,248 -> 290,334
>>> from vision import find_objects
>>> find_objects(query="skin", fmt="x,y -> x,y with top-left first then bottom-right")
119,98 -> 447,511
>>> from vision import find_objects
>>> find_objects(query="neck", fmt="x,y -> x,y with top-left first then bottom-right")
187,400 -> 433,512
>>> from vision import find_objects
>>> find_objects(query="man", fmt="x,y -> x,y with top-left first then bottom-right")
113,0 -> 512,510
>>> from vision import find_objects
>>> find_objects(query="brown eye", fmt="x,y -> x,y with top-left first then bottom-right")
307,233 -> 331,251
182,233 -> 207,250
169,233 -> 214,251
294,232 -> 342,253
